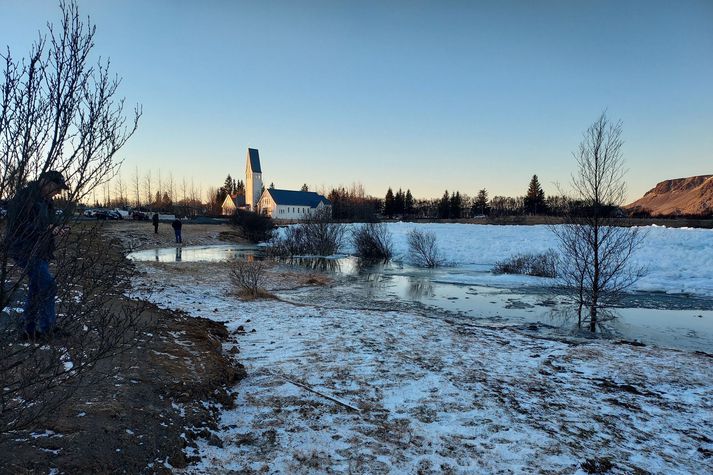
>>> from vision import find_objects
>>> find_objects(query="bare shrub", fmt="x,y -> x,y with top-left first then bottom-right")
493,250 -> 558,278
229,259 -> 270,299
407,229 -> 443,268
265,226 -> 308,257
230,209 -> 274,243
352,223 -> 393,260
1,224 -> 146,435
302,208 -> 345,256
265,207 -> 345,257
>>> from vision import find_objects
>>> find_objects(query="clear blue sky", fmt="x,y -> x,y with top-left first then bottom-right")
2,0 -> 712,201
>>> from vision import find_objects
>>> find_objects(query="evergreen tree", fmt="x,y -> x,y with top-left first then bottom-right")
404,189 -> 414,215
232,178 -> 238,194
449,191 -> 462,219
223,174 -> 233,195
236,180 -> 245,194
438,190 -> 450,219
162,192 -> 172,208
472,189 -> 489,216
269,182 -> 275,189
301,183 -> 309,192
394,188 -> 405,216
524,175 -> 546,214
384,188 -> 395,217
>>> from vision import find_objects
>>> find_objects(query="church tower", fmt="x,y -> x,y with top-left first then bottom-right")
245,148 -> 263,212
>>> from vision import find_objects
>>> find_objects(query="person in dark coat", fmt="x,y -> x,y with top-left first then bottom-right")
5,170 -> 70,339
171,218 -> 182,244
152,213 -> 159,234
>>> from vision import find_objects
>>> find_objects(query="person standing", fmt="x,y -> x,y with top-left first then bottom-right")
152,212 -> 159,234
5,170 -> 70,339
171,218 -> 182,244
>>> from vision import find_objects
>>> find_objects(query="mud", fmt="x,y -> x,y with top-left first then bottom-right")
1,222 -> 245,473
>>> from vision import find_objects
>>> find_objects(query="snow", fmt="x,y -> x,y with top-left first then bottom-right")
130,258 -> 713,474
376,223 -> 713,297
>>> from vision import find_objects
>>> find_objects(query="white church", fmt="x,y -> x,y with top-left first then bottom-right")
221,148 -> 331,221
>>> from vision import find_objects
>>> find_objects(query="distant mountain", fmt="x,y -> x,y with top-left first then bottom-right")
626,175 -> 713,217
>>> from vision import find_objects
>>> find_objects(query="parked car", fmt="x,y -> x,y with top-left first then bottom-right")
113,208 -> 130,219
95,210 -> 121,220
131,211 -> 149,220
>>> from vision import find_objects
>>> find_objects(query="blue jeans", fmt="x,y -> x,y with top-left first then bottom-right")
15,258 -> 57,334
174,229 -> 182,243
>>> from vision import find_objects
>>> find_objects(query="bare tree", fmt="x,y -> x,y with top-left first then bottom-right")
0,1 -> 143,436
143,169 -> 152,208
131,165 -> 141,207
551,113 -> 645,332
113,173 -> 127,207
167,172 -> 175,208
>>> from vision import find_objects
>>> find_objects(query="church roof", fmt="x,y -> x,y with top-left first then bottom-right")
231,193 -> 246,207
266,189 -> 331,207
247,148 -> 262,173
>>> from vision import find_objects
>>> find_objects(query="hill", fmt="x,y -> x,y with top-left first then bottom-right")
626,175 -> 713,217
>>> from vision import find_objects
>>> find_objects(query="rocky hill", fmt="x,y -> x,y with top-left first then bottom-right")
626,175 -> 713,217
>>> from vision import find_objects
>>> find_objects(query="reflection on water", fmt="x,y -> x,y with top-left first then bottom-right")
407,278 -> 435,299
282,257 -> 344,273
130,245 -> 713,352
128,244 -> 260,263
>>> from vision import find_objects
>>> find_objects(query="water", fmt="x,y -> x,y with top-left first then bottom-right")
127,244 -> 260,263
129,245 -> 713,352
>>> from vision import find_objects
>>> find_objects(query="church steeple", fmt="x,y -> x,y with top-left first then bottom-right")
245,148 -> 263,212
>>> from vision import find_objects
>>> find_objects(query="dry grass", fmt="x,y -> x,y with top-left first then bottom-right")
234,288 -> 278,301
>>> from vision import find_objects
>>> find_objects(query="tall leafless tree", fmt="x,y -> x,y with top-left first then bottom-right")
131,165 -> 141,207
0,1 -> 143,436
551,113 -> 645,332
143,169 -> 152,208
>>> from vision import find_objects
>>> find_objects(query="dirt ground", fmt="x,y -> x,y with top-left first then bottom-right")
100,221 -> 249,251
1,221 -> 245,473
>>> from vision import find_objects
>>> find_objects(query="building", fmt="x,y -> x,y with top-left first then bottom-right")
245,148 -> 263,212
221,193 -> 245,215
257,188 -> 331,220
228,146 -> 330,221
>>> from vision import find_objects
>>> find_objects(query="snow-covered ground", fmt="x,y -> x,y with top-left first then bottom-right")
356,223 -> 713,297
130,260 -> 713,474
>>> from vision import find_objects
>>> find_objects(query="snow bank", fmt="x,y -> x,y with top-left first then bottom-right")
377,223 -> 713,296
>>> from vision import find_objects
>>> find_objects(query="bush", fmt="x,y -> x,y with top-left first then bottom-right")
352,223 -> 393,260
230,259 -> 269,298
407,229 -> 443,267
231,210 -> 275,243
265,208 -> 345,257
265,226 -> 308,257
492,250 -> 558,278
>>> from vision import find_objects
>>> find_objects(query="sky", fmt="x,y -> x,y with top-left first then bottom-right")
2,0 -> 712,202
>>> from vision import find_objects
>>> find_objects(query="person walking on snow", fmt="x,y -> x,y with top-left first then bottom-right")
171,218 -> 182,244
5,170 -> 70,339
152,212 -> 159,234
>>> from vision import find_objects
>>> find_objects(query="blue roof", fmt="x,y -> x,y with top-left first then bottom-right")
267,189 -> 331,207
231,194 -> 245,206
247,148 -> 261,173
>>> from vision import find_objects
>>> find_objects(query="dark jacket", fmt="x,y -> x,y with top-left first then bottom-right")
171,219 -> 182,231
152,214 -> 159,225
5,182 -> 56,260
